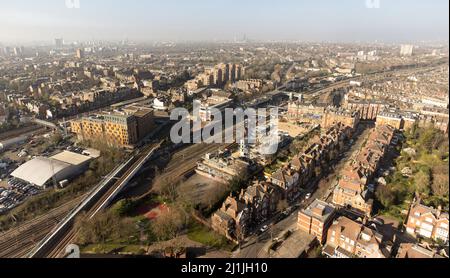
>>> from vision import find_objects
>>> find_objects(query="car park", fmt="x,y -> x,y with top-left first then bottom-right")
0,178 -> 42,215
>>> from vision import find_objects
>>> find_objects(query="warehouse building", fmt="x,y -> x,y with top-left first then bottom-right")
10,151 -> 93,188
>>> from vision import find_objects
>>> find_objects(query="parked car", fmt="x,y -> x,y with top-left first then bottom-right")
259,225 -> 269,234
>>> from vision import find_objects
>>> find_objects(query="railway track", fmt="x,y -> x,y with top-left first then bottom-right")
157,143 -> 236,182
163,144 -> 225,173
0,194 -> 87,258
0,224 -> 60,258
44,143 -> 161,258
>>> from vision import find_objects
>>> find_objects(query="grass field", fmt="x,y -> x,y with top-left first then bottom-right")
187,222 -> 235,251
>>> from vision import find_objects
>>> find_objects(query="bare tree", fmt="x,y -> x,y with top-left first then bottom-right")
152,206 -> 188,241
277,199 -> 289,212
153,174 -> 179,202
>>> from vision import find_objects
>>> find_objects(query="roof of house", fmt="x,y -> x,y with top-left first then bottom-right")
397,243 -> 445,259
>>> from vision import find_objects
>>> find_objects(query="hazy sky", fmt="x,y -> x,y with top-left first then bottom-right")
0,0 -> 448,44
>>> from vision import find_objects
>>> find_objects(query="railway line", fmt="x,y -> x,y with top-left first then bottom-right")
8,63 -> 440,259
0,194 -> 87,258
136,142 -> 236,201
159,142 -> 237,180
162,144 -> 226,174
304,63 -> 445,102
3,141 -> 220,258
35,142 -> 162,258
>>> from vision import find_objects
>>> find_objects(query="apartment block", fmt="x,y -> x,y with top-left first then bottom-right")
196,151 -> 250,183
298,200 -> 337,244
322,108 -> 360,130
70,107 -> 154,147
344,100 -> 388,120
234,79 -> 264,92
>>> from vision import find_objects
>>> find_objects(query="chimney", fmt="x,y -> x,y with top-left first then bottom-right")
362,216 -> 368,226
437,206 -> 442,218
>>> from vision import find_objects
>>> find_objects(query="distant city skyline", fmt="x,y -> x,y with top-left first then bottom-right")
0,0 -> 448,44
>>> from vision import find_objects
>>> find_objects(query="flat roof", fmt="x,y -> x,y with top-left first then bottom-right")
269,230 -> 316,258
51,151 -> 92,166
301,199 -> 336,221
11,157 -> 71,187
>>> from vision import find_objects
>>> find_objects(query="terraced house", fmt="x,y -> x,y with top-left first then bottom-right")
323,216 -> 393,258
271,166 -> 301,201
405,198 -> 449,243
239,181 -> 282,225
332,125 -> 396,216
212,123 -> 354,240
211,196 -> 251,241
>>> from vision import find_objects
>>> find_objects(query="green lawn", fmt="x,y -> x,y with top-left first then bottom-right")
187,222 -> 235,251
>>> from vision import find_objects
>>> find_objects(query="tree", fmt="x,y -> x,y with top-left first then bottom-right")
50,132 -> 63,145
204,184 -> 228,211
151,206 -> 188,241
228,175 -> 248,196
437,140 -> 449,160
413,169 -> 431,196
152,175 -> 180,202
418,127 -> 446,154
431,165 -> 449,197
376,185 -> 397,208
277,199 -> 289,212
75,211 -> 136,245
114,199 -> 137,217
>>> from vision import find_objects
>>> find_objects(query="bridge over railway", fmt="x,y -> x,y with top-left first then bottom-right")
28,142 -> 162,258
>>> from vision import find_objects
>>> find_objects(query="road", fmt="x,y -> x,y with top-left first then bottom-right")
233,123 -> 374,258
4,63 -> 441,258
321,123 -> 374,203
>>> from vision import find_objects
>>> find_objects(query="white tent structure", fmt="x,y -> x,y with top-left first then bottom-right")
11,151 -> 92,187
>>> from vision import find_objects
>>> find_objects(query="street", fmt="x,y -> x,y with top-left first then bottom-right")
233,122 -> 374,258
